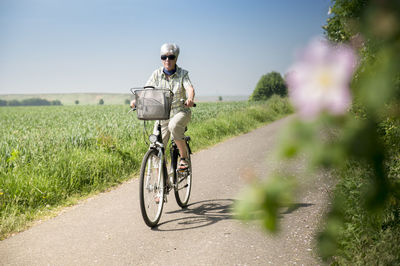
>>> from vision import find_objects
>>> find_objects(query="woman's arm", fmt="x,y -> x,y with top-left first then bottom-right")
185,85 -> 195,107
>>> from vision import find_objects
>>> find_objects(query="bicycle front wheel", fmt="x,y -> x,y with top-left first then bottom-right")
139,149 -> 164,227
174,144 -> 192,207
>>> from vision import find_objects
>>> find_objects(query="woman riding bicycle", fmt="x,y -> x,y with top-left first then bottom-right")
131,43 -> 195,170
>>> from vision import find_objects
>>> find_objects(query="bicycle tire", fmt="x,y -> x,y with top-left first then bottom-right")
139,148 -> 165,227
174,142 -> 192,207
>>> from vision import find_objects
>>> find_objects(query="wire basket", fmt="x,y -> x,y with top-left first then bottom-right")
133,87 -> 173,120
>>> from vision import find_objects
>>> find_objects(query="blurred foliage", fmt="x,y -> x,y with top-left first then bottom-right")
249,71 -> 287,101
235,175 -> 296,231
320,0 -> 400,262
236,0 -> 400,263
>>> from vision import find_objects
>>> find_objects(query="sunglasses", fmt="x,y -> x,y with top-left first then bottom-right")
161,54 -> 176,60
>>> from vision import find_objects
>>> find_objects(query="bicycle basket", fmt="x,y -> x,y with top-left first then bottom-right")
134,88 -> 173,120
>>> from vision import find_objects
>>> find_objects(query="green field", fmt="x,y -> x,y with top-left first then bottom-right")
0,96 -> 293,239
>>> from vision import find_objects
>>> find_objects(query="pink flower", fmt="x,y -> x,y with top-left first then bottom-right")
286,38 -> 357,120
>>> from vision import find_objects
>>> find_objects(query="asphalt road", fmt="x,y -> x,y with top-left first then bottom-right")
0,115 -> 331,265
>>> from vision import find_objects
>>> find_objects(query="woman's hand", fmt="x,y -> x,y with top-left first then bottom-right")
130,100 -> 136,108
185,98 -> 194,107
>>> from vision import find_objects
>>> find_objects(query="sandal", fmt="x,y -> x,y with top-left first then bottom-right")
178,158 -> 189,170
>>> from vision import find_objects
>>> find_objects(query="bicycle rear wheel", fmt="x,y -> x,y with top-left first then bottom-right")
174,143 -> 192,207
139,149 -> 164,227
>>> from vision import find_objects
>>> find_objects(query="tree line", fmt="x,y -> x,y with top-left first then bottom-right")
0,98 -> 62,107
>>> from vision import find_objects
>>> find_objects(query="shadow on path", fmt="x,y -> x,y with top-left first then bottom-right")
152,200 -> 314,232
152,199 -> 234,232
281,203 -> 314,215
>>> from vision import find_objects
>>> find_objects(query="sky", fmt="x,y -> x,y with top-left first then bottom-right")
0,0 -> 331,96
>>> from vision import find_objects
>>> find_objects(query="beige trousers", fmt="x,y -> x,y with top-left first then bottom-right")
155,111 -> 191,147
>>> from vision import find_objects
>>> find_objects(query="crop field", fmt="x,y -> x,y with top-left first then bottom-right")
0,96 -> 292,238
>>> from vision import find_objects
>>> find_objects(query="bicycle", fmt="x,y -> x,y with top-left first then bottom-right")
130,86 -> 195,227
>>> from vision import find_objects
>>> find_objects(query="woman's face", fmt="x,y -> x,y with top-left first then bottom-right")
161,53 -> 177,71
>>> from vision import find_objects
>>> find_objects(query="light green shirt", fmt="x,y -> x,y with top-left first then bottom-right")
145,65 -> 193,116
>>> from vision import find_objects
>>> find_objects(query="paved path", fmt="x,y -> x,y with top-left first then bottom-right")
0,116 -> 330,265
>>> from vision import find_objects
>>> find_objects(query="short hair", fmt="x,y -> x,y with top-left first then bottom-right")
160,43 -> 180,57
